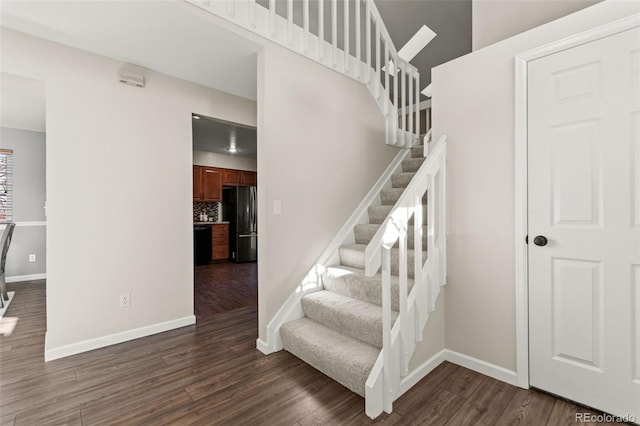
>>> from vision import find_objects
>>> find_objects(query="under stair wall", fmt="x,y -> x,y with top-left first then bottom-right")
256,44 -> 399,343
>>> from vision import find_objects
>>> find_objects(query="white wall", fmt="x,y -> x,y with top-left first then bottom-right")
472,0 -> 602,50
0,28 -> 257,356
193,150 -> 257,171
257,45 -> 398,342
433,1 -> 639,371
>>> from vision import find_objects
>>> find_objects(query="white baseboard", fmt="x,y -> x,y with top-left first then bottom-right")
256,338 -> 272,355
395,348 -> 518,401
397,349 -> 447,398
443,349 -> 518,386
44,315 -> 196,362
6,273 -> 46,283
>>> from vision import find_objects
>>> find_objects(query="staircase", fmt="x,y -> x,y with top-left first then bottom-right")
185,0 -> 448,419
279,142 -> 428,395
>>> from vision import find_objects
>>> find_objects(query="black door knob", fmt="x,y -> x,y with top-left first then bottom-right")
533,236 -> 548,246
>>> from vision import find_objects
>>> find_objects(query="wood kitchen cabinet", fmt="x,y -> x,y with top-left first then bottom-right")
193,166 -> 222,202
222,169 -> 240,186
193,166 -> 202,201
240,171 -> 257,186
212,223 -> 229,261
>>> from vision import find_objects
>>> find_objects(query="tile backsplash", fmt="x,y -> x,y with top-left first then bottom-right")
193,202 -> 220,222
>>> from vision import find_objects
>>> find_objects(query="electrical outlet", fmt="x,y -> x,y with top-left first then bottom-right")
119,293 -> 131,308
29,254 -> 36,262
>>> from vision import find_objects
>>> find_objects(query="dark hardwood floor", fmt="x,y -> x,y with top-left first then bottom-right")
0,280 -> 622,425
194,261 -> 257,319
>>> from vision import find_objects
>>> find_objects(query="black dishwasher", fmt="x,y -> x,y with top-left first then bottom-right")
194,225 -> 212,266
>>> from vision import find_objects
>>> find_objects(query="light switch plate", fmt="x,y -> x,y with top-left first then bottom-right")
273,200 -> 282,215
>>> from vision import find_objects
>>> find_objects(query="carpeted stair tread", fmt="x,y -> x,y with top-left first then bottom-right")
380,188 -> 405,205
411,145 -> 425,158
302,291 -> 396,348
280,318 -> 379,397
391,172 -> 416,188
323,265 -> 415,310
354,223 -> 427,247
367,205 -> 428,225
402,157 -> 425,173
338,244 -> 426,278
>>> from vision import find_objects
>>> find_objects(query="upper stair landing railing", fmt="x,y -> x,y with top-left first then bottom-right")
186,0 -> 422,148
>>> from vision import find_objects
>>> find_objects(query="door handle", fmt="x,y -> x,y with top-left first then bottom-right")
533,235 -> 548,246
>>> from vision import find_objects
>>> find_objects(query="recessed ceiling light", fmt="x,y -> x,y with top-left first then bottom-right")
193,115 -> 201,119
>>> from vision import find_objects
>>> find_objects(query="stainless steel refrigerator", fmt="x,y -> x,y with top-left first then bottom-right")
223,186 -> 257,263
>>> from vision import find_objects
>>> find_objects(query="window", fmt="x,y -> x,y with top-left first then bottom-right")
0,149 -> 13,221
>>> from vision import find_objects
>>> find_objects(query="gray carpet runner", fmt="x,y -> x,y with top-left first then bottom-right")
280,143 -> 428,398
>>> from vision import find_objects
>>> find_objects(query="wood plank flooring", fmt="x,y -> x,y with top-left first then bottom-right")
0,280 -> 623,425
194,261 -> 257,319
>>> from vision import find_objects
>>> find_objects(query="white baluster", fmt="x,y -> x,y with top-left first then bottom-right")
415,73 -> 420,144
303,0 -> 309,53
332,0 -> 337,67
384,41 -> 389,116
440,153 -> 447,287
249,0 -> 256,28
427,174 -> 436,312
287,0 -> 293,46
269,0 -> 276,37
355,0 -> 361,79
318,0 -> 324,60
393,54 -> 398,145
381,243 -> 393,413
344,0 -> 349,73
365,0 -> 371,84
401,63 -> 406,136
413,193 -> 424,341
375,22 -> 380,99
399,217 -> 409,376
408,69 -> 414,147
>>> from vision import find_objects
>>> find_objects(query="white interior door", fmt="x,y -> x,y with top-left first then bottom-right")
528,26 -> 640,420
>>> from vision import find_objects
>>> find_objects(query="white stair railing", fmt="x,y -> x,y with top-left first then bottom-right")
363,134 -> 447,418
185,0 -> 421,147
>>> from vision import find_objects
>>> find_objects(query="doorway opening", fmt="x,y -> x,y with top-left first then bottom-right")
0,72 -> 47,331
191,113 -> 258,321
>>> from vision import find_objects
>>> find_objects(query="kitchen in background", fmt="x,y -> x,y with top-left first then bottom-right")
192,113 -> 258,319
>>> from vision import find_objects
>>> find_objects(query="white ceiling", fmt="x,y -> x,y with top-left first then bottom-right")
192,114 -> 257,158
0,0 -> 262,101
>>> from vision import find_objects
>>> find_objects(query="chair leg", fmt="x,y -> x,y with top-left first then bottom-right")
0,273 -> 8,302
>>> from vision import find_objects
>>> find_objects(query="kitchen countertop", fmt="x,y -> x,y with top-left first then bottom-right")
194,221 -> 229,225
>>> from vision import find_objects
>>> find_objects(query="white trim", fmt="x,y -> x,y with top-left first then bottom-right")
514,51 -> 530,390
444,349 -> 518,386
44,315 -> 196,361
396,349 -> 446,398
395,348 -> 518,400
257,146 -> 412,354
255,338 -> 271,355
513,13 -> 640,390
6,273 -> 46,283
14,221 -> 46,227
